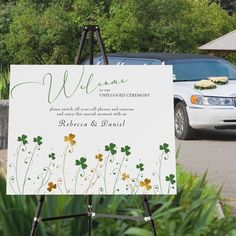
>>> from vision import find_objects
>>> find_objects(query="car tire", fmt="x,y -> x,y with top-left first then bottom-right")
174,102 -> 194,140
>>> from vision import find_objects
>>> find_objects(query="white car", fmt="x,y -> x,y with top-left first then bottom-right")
89,53 -> 236,139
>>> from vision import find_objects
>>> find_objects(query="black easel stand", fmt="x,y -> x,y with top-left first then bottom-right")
30,25 -> 157,236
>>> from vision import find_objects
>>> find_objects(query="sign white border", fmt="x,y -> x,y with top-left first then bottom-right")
7,65 -> 176,195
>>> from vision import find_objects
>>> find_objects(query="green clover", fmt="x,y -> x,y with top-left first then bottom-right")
136,163 -> 144,171
105,143 -> 117,155
76,157 -> 87,169
49,153 -> 56,160
166,174 -> 176,185
17,134 -> 28,145
160,143 -> 170,154
33,136 -> 43,146
121,145 -> 131,156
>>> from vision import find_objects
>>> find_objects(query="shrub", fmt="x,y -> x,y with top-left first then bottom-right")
0,70 -> 9,100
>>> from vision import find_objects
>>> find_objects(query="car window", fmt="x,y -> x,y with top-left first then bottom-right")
81,57 -> 101,65
99,57 -> 124,65
123,58 -> 161,65
152,60 -> 162,65
99,57 -> 162,65
167,59 -> 236,81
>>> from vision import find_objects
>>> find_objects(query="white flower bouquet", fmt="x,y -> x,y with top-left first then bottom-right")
194,79 -> 217,90
208,76 -> 228,85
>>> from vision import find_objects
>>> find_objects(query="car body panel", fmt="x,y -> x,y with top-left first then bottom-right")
174,80 -> 236,128
187,106 -> 236,128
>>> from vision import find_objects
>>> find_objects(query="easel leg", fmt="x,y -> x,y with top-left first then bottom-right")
95,27 -> 108,65
89,29 -> 94,65
143,195 -> 157,236
30,195 -> 45,236
75,28 -> 88,64
88,195 -> 93,236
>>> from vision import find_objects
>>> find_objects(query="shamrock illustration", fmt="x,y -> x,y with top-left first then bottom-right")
76,157 -> 87,169
47,182 -> 56,192
140,178 -> 152,191
136,163 -> 144,171
17,134 -> 28,145
105,143 -> 117,155
49,153 -> 56,160
95,153 -> 103,162
121,145 -> 131,156
166,174 -> 176,185
33,136 -> 43,145
159,143 -> 170,154
64,133 -> 76,145
122,173 -> 130,181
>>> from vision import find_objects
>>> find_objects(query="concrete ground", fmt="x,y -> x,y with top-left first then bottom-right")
176,128 -> 236,215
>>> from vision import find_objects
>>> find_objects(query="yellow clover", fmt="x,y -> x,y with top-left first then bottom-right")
140,178 -> 152,191
122,173 -> 130,181
95,154 -> 103,162
47,182 -> 57,192
64,133 -> 76,145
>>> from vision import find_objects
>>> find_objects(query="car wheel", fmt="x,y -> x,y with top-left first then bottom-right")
174,102 -> 194,140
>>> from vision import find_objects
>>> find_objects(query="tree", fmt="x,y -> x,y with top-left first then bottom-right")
1,0 -> 236,66
98,0 -> 143,52
210,0 -> 236,15
133,0 -> 235,53
6,1 -> 77,64
0,2 -> 14,68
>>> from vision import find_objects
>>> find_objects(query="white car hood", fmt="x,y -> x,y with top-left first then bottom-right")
175,80 -> 236,97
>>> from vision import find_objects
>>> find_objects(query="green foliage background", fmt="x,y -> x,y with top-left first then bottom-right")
0,0 -> 235,68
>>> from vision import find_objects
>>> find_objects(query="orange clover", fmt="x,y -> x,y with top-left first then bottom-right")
122,173 -> 130,181
95,154 -> 103,162
47,182 -> 57,192
64,133 -> 76,145
140,178 -> 152,191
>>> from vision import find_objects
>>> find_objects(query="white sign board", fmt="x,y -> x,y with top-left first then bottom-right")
7,65 -> 176,195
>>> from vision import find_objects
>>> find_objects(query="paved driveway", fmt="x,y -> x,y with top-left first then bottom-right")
176,128 -> 236,214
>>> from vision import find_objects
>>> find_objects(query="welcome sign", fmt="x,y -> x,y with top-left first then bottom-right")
7,65 -> 176,195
